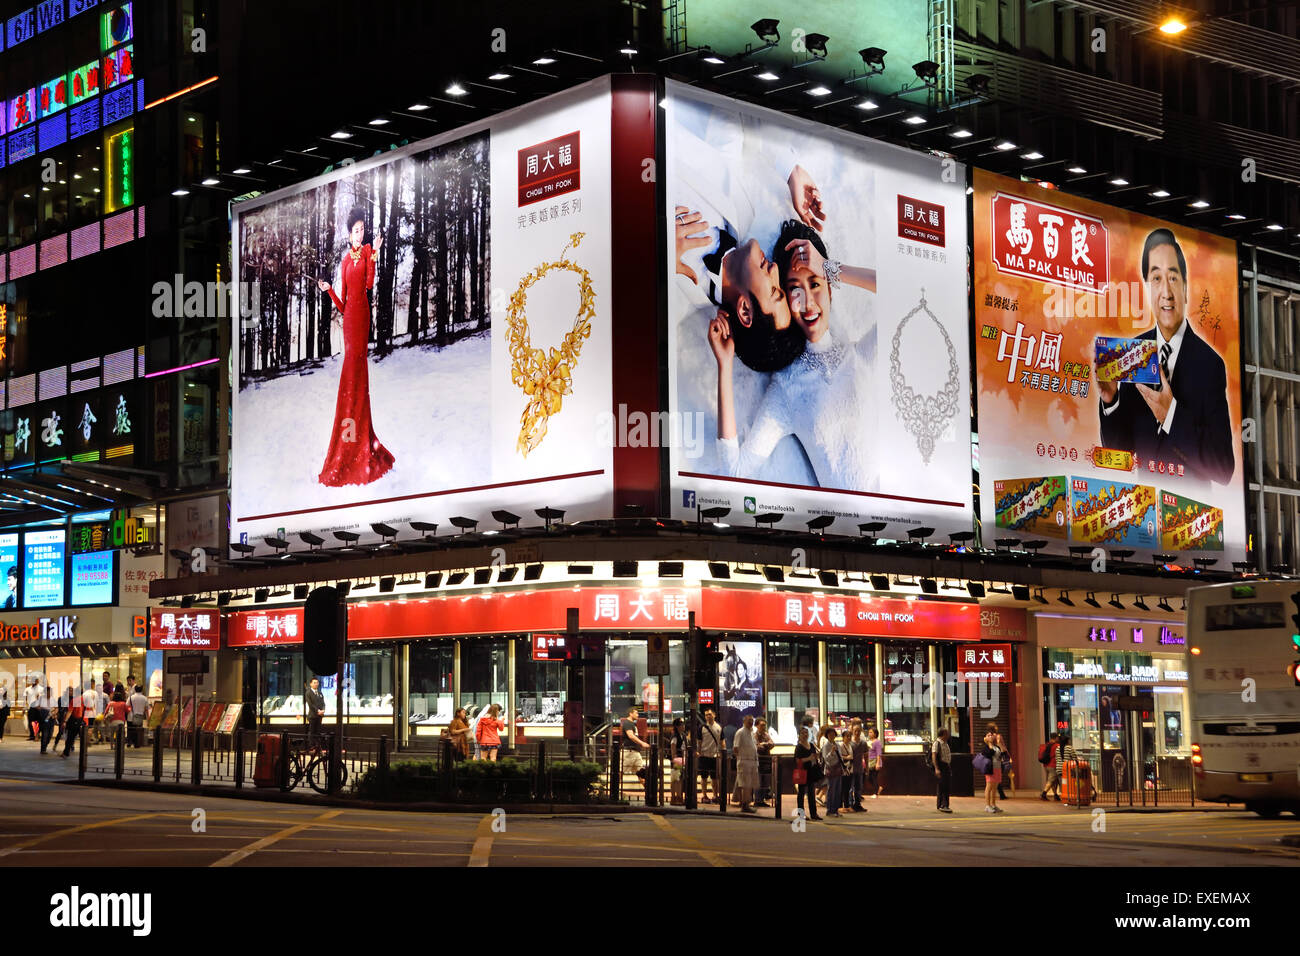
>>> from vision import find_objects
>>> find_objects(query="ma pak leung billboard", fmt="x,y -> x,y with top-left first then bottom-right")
231,80 -> 614,544
973,169 -> 1244,560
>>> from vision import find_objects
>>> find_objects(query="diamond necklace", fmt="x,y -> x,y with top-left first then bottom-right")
888,289 -> 960,465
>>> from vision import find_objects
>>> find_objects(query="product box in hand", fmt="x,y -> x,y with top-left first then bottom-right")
1094,336 -> 1160,384
994,475 -> 1069,537
1160,491 -> 1224,551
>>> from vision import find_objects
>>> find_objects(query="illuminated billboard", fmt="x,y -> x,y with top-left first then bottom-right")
973,169 -> 1244,559
231,80 -> 614,544
664,81 -> 972,535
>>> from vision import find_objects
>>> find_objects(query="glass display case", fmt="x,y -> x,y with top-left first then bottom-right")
881,641 -> 932,750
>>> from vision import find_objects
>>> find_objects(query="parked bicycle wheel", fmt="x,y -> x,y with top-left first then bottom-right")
308,755 -> 348,794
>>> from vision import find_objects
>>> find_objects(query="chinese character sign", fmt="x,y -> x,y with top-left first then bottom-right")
149,607 -> 220,649
974,168 -> 1244,561
956,643 -> 1013,682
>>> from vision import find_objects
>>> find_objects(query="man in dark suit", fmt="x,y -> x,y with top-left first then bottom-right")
1095,228 -> 1234,484
304,677 -> 326,750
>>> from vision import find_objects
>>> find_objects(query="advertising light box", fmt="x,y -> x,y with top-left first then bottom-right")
663,81 -> 972,536
973,169 -> 1243,559
71,550 -> 114,605
0,533 -> 18,609
231,79 -> 615,544
23,529 -> 65,608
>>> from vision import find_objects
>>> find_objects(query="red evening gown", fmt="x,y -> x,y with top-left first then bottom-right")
318,243 -> 395,486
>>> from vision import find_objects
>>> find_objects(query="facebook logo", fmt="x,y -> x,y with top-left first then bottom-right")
681,490 -> 696,509
239,532 -> 248,546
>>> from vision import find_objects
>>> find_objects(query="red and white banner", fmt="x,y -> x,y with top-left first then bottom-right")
226,607 -> 304,647
989,191 -> 1109,294
957,642 -> 1013,682
697,589 -> 980,641
150,608 -> 220,650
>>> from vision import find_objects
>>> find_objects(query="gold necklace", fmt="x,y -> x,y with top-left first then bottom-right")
507,232 -> 596,456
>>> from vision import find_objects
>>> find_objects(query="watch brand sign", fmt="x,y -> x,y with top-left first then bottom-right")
0,614 -> 77,642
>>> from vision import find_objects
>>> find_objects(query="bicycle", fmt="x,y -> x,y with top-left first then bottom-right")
286,741 -> 349,794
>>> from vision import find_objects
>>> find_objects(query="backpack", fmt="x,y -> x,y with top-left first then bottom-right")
1038,741 -> 1056,765
923,743 -> 934,768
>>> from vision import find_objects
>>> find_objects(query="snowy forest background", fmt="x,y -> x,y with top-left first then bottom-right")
237,131 -> 491,386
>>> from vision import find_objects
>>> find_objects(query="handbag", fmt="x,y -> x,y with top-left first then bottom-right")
973,753 -> 991,774
793,767 -> 808,785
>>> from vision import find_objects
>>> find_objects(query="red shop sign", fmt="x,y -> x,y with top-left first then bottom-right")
532,633 -> 566,661
697,589 -> 980,641
150,608 -> 220,650
989,190 -> 1109,295
226,607 -> 305,647
957,642 -> 1013,682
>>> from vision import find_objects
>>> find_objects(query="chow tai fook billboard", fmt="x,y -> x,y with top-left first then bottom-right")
973,169 -> 1244,560
663,81 -> 973,538
231,79 -> 616,545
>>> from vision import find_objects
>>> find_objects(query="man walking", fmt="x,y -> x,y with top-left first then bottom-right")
24,677 -> 41,740
1053,732 -> 1078,803
620,706 -> 650,790
1039,732 -> 1061,800
733,714 -> 760,813
82,681 -> 100,745
933,728 -> 953,813
61,687 -> 85,759
34,682 -> 52,754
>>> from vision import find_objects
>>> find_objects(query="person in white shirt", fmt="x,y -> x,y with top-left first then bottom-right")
127,685 -> 149,748
32,683 -> 53,753
732,714 -> 760,814
24,678 -> 42,740
83,681 -> 101,743
697,709 -> 724,805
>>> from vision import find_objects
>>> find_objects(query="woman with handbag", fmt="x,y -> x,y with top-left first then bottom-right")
448,707 -> 471,761
821,726 -> 847,817
793,726 -> 822,821
981,724 -> 1005,813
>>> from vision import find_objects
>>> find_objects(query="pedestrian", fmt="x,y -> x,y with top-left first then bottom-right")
836,728 -> 854,812
33,683 -> 52,753
1039,732 -> 1061,800
447,707 -> 471,761
304,677 -> 326,751
753,717 -> 774,807
61,686 -> 85,759
24,677 -> 41,740
0,680 -> 9,742
733,714 -> 759,813
128,685 -> 149,748
51,684 -> 70,747
475,703 -> 505,761
96,679 -> 110,743
793,727 -> 822,821
981,723 -> 1004,813
821,726 -> 847,817
848,724 -> 868,812
103,689 -> 129,745
932,728 -> 953,812
865,727 -> 884,797
82,681 -> 100,745
697,707 -> 723,804
987,722 -> 1012,799
1054,731 -> 1078,803
669,717 -> 687,805
619,706 -> 650,785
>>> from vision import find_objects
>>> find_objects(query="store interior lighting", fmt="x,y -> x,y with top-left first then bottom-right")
449,516 -> 478,534
1084,592 -> 1101,608
567,564 -> 594,575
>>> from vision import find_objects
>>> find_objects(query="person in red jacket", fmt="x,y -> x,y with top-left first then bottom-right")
475,703 -> 505,761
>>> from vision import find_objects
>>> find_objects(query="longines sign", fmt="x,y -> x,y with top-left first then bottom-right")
0,614 -> 78,642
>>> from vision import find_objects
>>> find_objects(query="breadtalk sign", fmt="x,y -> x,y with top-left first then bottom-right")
990,191 -> 1109,295
0,615 -> 77,643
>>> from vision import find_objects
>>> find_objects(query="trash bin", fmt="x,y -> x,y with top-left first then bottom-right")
1062,758 -> 1093,807
253,733 -> 283,788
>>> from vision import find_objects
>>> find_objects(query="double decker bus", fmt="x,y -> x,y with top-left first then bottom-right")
1187,580 -> 1300,816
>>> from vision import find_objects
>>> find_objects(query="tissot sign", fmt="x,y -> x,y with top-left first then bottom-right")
0,614 -> 77,642
989,191 -> 1108,294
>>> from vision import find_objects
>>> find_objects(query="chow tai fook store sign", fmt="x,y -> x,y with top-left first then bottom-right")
148,608 -> 220,650
224,587 -> 981,646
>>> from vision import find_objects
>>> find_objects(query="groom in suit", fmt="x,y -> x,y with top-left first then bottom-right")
1095,228 -> 1234,484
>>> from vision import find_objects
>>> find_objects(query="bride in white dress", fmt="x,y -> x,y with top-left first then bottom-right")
710,220 -> 879,491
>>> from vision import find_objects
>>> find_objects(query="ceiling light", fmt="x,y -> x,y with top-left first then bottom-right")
1066,165 -> 1087,174
488,72 -> 511,81
702,54 -> 725,65
1159,18 -> 1188,35
1266,223 -> 1284,231
171,188 -> 189,196
807,85 -> 832,96
995,141 -> 1016,151
232,167 -> 251,174
756,71 -> 780,81
1109,177 -> 1129,186
1226,213 -> 1246,220
1150,189 -> 1170,198
1021,151 -> 1044,160
1189,199 -> 1209,208
533,56 -> 556,65
856,99 -> 878,110
330,130 -> 353,139
445,83 -> 467,96
369,117 -> 390,125
903,114 -> 926,125
951,128 -> 973,138
619,46 -> 637,55
201,177 -> 219,186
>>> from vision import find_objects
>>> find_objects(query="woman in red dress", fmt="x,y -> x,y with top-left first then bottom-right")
316,206 -> 395,486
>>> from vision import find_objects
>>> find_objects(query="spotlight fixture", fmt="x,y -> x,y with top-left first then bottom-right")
380,576 -> 396,593
755,70 -> 780,81
336,581 -> 351,596
487,72 -> 511,81
951,128 -> 973,139
1157,597 -> 1175,612
967,581 -> 986,598
333,530 -> 361,547
1057,590 -> 1074,607
1153,553 -> 1177,567
299,531 -> 325,550
1011,585 -> 1030,601
870,574 -> 891,591
1193,558 -> 1218,571
949,531 -> 976,549
473,569 -> 492,585
1066,165 -> 1087,174
523,564 -> 543,581
701,48 -> 726,65
858,47 -> 887,72
708,562 -> 730,579
567,565 -> 594,575
424,572 -> 443,588
201,177 -> 220,186
1158,17 -> 1188,35
965,73 -> 991,94
1150,189 -> 1170,198
1133,595 -> 1150,611
1266,223 -> 1284,231
1108,177 -> 1130,186
1021,151 -> 1044,160
906,526 -> 935,546
734,566 -> 764,577
351,579 -> 375,591
330,130 -> 353,139
855,99 -> 879,110
1033,588 -> 1047,605
491,510 -> 521,530
919,578 -> 938,594
619,45 -> 637,56
254,588 -> 269,603
408,103 -> 430,111
171,188 -> 189,197
1189,199 -> 1209,209
613,560 -> 638,578
807,86 -> 832,97
859,521 -> 887,539
994,141 -> 1017,151
217,591 -> 232,607
753,512 -> 783,528
751,18 -> 780,43
763,566 -> 785,583
232,167 -> 251,175
532,55 -> 556,65
294,584 -> 309,600
368,117 -> 389,126
446,571 -> 469,586
806,515 -> 835,533
370,522 -> 399,543
818,570 -> 839,587
181,595 -> 194,609
804,33 -> 830,58
1085,592 -> 1101,609
497,567 -> 518,583
658,562 -> 684,578
445,82 -> 467,96
903,115 -> 927,125
911,60 -> 940,86
449,516 -> 478,534
535,507 -> 566,530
